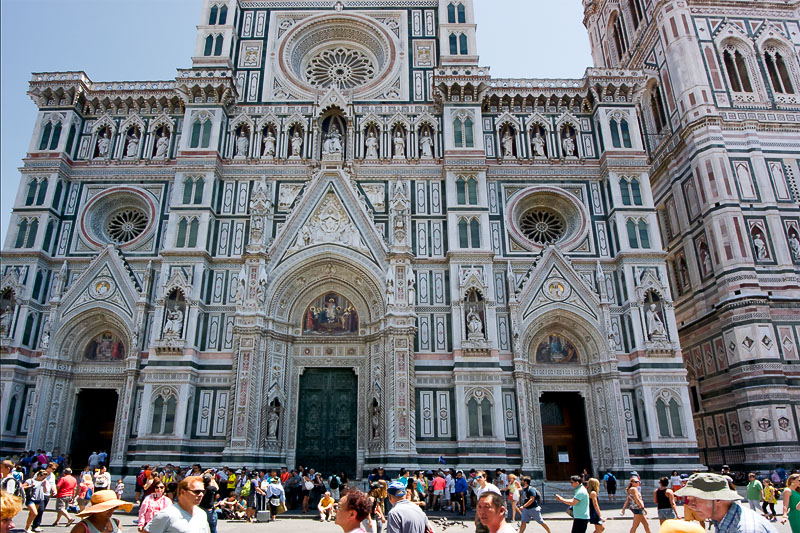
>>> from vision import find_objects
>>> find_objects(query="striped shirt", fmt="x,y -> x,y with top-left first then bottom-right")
712,502 -> 776,533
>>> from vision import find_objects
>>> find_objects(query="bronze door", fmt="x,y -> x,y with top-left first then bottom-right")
540,392 -> 592,480
295,368 -> 358,477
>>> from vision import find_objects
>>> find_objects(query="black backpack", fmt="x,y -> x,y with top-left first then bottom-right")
330,476 -> 340,489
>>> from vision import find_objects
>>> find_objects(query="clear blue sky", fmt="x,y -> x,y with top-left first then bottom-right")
0,0 -> 592,241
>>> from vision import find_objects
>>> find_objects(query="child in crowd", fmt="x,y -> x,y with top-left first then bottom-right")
115,479 -> 125,499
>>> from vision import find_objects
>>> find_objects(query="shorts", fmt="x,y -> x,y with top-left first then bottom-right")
56,497 -> 72,511
632,509 -> 644,515
521,507 -> 544,524
658,509 -> 676,520
433,490 -> 443,495
607,485 -> 617,495
590,514 -> 602,525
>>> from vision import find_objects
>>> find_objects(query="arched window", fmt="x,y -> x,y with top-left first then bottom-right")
456,178 -> 466,204
65,124 -> 77,156
214,35 -> 224,56
626,219 -> 638,248
218,5 -> 228,25
21,313 -> 36,347
32,271 -> 43,302
25,180 -> 38,206
655,398 -> 670,437
25,219 -> 38,249
467,395 -> 493,437
650,86 -> 668,132
453,117 -> 463,147
35,178 -> 48,206
764,48 -> 795,94
620,179 -> 632,205
151,396 -> 164,432
447,3 -> 456,23
190,117 -> 213,148
456,177 -> 478,205
459,34 -> 468,55
188,218 -> 200,248
182,177 -> 204,205
4,395 -> 17,432
628,0 -> 644,30
612,15 -> 628,62
151,393 -> 178,435
201,121 -> 213,148
630,178 -> 642,205
469,219 -> 481,248
164,396 -> 177,434
176,218 -> 188,248
464,118 -> 474,147
457,3 -> 466,23
39,122 -> 52,151
722,47 -> 753,93
449,33 -> 458,55
668,398 -> 683,437
610,119 -> 622,148
620,119 -> 632,148
638,219 -> 650,248
204,35 -> 214,56
656,396 -> 684,437
458,219 -> 469,248
467,178 -> 478,204
42,220 -> 55,254
209,5 -> 218,25
49,122 -> 62,150
52,181 -> 63,210
15,219 -> 28,248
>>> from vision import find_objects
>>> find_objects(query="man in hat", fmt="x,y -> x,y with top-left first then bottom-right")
386,480 -> 427,533
676,473 -> 776,533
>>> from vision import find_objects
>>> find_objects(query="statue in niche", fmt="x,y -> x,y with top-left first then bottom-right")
323,123 -> 343,155
0,293 -> 14,337
501,129 -> 514,158
407,276 -> 416,306
699,244 -> 712,274
154,130 -> 170,159
235,130 -> 249,157
256,276 -> 267,306
53,261 -> 68,298
303,292 -> 359,335
290,129 -> 303,157
371,402 -> 381,439
124,130 -> 140,159
385,278 -> 395,306
466,306 -> 484,340
531,130 -> 546,158
267,402 -> 281,439
536,334 -> 578,363
420,129 -> 434,159
365,130 -> 379,159
262,129 -> 276,158
85,331 -> 125,361
39,315 -> 51,349
235,264 -> 247,304
393,130 -> 406,158
562,131 -> 576,157
96,130 -> 111,158
789,230 -> 800,261
678,258 -> 690,288
752,230 -> 768,260
163,306 -> 184,336
646,303 -> 667,339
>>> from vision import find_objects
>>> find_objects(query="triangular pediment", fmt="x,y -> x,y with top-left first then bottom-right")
59,245 -> 140,322
518,247 -> 601,324
269,170 -> 388,268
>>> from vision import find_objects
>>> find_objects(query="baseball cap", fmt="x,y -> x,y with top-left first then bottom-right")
387,481 -> 407,497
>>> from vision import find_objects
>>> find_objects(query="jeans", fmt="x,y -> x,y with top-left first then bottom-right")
206,507 -> 218,533
31,497 -> 49,529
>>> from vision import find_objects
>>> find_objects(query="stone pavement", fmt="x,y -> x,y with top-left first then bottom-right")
13,504 -> 793,533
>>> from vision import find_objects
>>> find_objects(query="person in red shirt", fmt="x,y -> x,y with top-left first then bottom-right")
430,472 -> 447,511
280,467 -> 290,485
52,468 -> 78,526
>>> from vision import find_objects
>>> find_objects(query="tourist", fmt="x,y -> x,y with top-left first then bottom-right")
301,469 -> 313,512
655,476 -> 681,523
330,472 -> 342,501
670,471 -> 683,503
197,472 -> 218,533
476,491 -> 515,533
386,481 -> 427,533
241,472 -> 257,522
70,490 -> 133,533
367,482 -> 388,533
135,465 -> 151,504
87,452 -> 100,470
114,479 -> 125,500
429,472 -> 445,511
620,477 -> 651,533
23,469 -> 48,532
676,472 -> 775,533
52,468 -> 78,527
603,470 -> 618,504
747,473 -> 765,512
444,469 -> 455,511
495,469 -> 509,500
518,476 -> 550,533
94,466 -> 111,492
335,489 -> 371,533
586,478 -> 606,533
1,491 -> 23,533
555,475 -> 591,533
146,476 -> 210,533
474,471 -> 501,533
218,494 -> 245,520
78,473 -> 94,511
312,472 -> 327,509
1,460 -> 21,495
265,475 -> 285,521
284,469 -> 301,509
138,480 -> 171,533
454,471 -> 469,516
762,479 -> 778,521
319,491 -> 337,521
780,473 -> 800,532
507,473 -> 521,521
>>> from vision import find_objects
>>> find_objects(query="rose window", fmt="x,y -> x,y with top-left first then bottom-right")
519,209 -> 565,245
305,48 -> 376,90
106,208 -> 149,244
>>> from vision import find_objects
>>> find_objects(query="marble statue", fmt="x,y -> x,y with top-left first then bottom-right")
236,264 -> 247,303
125,132 -> 140,159
365,130 -> 379,159
466,307 -> 483,339
562,134 -> 576,157
371,403 -> 380,439
595,260 -> 605,297
96,131 -> 111,158
753,233 -> 768,260
506,261 -> 518,298
790,233 -> 800,260
393,130 -> 405,158
39,316 -> 51,349
420,130 -> 434,159
290,129 -> 303,157
646,303 -> 666,338
235,130 -> 249,157
386,278 -> 395,306
154,132 -> 170,159
323,124 -> 343,155
262,130 -> 276,158
700,247 -> 712,274
679,260 -> 690,288
257,276 -> 267,305
532,131 -> 546,157
0,305 -> 12,337
163,307 -> 184,336
267,404 -> 280,439
407,276 -> 416,306
501,130 -> 514,158
54,260 -> 68,298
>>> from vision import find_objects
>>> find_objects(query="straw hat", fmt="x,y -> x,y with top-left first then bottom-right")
75,490 -> 133,516
674,473 -> 741,501
659,519 -> 706,533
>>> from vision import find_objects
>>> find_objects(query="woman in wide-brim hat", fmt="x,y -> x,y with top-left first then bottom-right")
70,490 -> 133,533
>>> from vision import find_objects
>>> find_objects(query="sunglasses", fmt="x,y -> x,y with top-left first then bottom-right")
186,489 -> 205,495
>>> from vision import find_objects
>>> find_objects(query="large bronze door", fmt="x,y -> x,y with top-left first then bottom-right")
295,368 -> 358,477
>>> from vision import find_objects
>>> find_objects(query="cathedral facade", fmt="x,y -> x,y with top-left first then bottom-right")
0,0 -> 795,478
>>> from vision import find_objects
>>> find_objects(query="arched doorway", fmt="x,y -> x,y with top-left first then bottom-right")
539,391 -> 591,480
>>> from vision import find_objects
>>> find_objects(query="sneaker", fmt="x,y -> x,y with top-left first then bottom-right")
34,528 -> 44,532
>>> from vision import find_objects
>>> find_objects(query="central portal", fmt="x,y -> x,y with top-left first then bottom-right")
295,368 -> 358,477
540,391 -> 591,480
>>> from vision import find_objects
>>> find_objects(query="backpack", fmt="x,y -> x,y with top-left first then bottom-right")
136,471 -> 147,486
606,473 -> 617,484
4,476 -> 25,499
241,480 -> 251,497
330,476 -> 340,489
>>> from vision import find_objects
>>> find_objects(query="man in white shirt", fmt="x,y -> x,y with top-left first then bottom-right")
473,471 -> 501,533
147,476 -> 211,533
87,452 -> 100,469
477,491 -> 516,533
335,489 -> 371,533
94,466 -> 111,491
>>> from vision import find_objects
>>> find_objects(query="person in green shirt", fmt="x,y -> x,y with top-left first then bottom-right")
555,475 -> 590,533
746,473 -> 763,512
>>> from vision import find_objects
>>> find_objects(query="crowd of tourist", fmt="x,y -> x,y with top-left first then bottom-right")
2,453 -> 800,533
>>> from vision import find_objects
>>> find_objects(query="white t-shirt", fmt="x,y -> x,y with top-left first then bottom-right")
669,476 -> 681,486
496,522 -> 517,533
476,483 -> 501,499
494,473 -> 508,491
146,503 -> 210,533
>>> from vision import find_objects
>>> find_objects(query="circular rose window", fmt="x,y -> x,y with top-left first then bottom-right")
506,186 -> 588,251
306,47 -> 376,90
80,187 -> 156,248
106,208 -> 149,244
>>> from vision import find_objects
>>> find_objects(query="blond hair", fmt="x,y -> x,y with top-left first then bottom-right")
586,478 -> 600,493
1,492 -> 23,520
